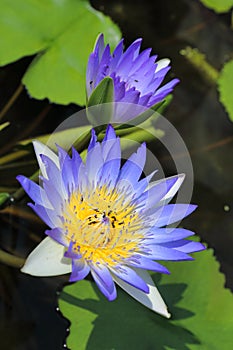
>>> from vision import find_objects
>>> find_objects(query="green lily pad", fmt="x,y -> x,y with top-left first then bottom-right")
218,59 -> 233,122
199,0 -> 233,13
0,0 -> 121,105
59,247 -> 233,349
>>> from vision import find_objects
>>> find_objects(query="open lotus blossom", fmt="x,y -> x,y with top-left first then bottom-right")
86,34 -> 179,122
17,125 -> 204,318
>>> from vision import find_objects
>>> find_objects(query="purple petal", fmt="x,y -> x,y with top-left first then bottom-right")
113,76 -> 126,101
69,259 -> 90,282
154,78 -> 180,96
64,241 -> 82,259
133,171 -> 157,197
28,203 -> 60,228
86,142 -> 103,184
144,228 -> 195,244
45,228 -> 69,247
71,147 -> 83,189
57,145 -> 75,196
118,142 -> 146,184
42,178 -> 63,212
91,264 -> 116,301
103,124 -> 116,142
109,39 -> 124,71
149,79 -> 180,106
161,239 -> 205,253
150,204 -> 197,227
126,255 -> 170,274
94,33 -> 105,58
116,38 -> 142,78
95,44 -> 111,86
102,137 -> 121,162
88,129 -> 98,152
128,48 -> 153,76
110,265 -> 149,293
86,53 -> 98,96
16,175 -> 50,208
40,154 -> 66,200
146,245 -> 194,261
138,176 -> 180,211
119,87 -> 140,104
97,159 -> 121,189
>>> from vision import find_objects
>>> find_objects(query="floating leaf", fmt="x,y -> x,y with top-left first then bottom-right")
218,59 -> 233,122
59,246 -> 233,349
0,0 -> 121,105
199,0 -> 233,13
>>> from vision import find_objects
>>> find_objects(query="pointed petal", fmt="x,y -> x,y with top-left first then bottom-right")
144,228 -> 195,244
88,129 -> 98,152
110,265 -> 149,293
113,269 -> 171,318
45,228 -> 69,247
21,237 -> 71,276
57,145 -> 75,195
161,239 -> 206,253
118,142 -> 146,184
139,175 -> 180,212
86,142 -> 103,184
157,174 -> 185,206
33,141 -> 59,178
16,175 -> 52,208
71,147 -> 83,189
109,39 -> 124,71
146,245 -> 194,261
69,259 -> 90,282
125,255 -> 170,274
149,204 -> 197,226
103,124 -> 116,141
91,265 -> 117,301
97,158 -> 121,189
155,58 -> 170,72
28,203 -> 61,228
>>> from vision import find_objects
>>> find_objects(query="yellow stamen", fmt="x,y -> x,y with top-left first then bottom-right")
62,185 -> 143,266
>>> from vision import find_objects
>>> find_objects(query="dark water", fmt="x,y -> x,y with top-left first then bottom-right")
0,0 -> 233,349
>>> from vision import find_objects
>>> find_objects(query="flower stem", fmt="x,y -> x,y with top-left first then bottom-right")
0,248 -> 25,268
0,83 -> 24,122
180,46 -> 219,85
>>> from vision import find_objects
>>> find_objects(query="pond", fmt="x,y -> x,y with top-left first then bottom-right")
0,0 -> 233,349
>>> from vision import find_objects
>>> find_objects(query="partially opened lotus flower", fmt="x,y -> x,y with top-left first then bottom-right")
86,34 -> 179,122
17,125 -> 204,318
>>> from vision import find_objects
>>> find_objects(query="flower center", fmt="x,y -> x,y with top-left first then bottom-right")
62,185 -> 143,266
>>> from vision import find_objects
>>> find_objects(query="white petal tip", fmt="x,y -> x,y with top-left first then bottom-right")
155,58 -> 171,72
20,264 -> 29,274
159,309 -> 171,319
113,269 -> 171,318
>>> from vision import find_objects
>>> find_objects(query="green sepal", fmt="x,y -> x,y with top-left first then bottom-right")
86,77 -> 114,126
87,77 -> 114,107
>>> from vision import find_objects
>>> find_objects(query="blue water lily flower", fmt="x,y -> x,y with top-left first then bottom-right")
17,125 -> 204,317
86,34 -> 179,122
